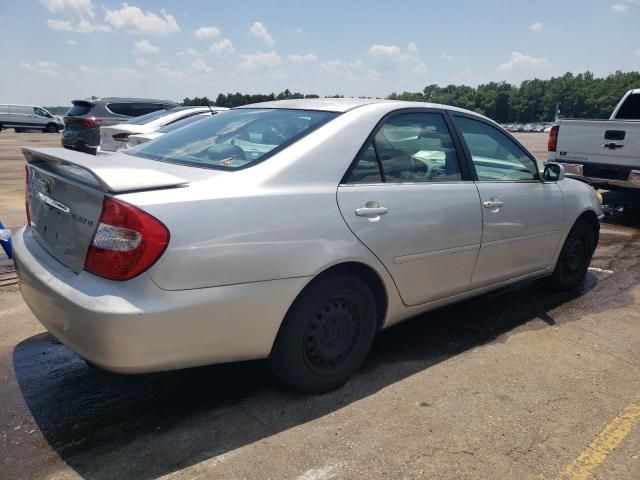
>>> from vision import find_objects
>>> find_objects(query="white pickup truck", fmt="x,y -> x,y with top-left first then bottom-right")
547,89 -> 640,190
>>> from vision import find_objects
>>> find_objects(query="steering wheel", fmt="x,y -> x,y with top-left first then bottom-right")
207,144 -> 246,164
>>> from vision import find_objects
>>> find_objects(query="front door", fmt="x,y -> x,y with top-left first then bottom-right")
451,114 -> 564,287
337,110 -> 482,306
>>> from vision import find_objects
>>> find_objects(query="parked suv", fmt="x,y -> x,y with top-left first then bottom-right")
61,97 -> 177,154
0,104 -> 64,133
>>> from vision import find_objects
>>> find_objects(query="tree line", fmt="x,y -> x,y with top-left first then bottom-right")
183,71 -> 640,123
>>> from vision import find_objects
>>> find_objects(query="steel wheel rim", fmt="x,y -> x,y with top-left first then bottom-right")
303,296 -> 360,376
563,233 -> 586,275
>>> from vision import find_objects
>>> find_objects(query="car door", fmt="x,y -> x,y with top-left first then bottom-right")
337,110 -> 482,306
450,113 -> 564,288
32,107 -> 50,128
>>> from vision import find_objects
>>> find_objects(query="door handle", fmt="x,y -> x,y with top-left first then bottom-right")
355,206 -> 388,217
482,197 -> 504,211
602,142 -> 624,150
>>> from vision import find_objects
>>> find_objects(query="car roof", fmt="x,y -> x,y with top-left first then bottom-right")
72,97 -> 178,105
234,98 -> 495,122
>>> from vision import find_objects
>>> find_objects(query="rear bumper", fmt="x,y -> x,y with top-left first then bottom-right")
61,138 -> 97,155
556,160 -> 640,190
13,227 -> 308,373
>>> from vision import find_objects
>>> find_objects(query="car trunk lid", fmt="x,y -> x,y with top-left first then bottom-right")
24,147 -> 189,273
100,125 -> 148,153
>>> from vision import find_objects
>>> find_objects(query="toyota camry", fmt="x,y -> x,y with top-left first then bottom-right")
14,99 -> 601,393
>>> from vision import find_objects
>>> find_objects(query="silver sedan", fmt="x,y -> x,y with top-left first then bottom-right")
14,99 -> 602,393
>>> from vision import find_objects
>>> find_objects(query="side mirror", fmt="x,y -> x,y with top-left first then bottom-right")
543,162 -> 565,182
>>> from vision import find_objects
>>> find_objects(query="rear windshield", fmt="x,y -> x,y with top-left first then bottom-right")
66,103 -> 92,116
157,113 -> 210,133
124,108 -> 174,125
616,93 -> 640,120
128,108 -> 339,170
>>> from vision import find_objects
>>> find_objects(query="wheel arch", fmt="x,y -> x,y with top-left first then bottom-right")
289,261 -> 389,332
574,208 -> 600,246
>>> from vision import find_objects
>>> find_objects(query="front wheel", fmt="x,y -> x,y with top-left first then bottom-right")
548,219 -> 595,290
269,273 -> 377,393
45,124 -> 59,133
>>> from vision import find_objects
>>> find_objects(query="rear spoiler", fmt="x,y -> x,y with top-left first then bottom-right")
23,147 -> 189,193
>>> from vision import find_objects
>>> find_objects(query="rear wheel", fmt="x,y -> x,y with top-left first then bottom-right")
548,219 -> 595,290
269,273 -> 377,393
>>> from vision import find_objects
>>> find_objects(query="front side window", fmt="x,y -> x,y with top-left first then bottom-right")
454,116 -> 538,181
128,108 -> 338,170
346,112 -> 462,184
34,107 -> 51,118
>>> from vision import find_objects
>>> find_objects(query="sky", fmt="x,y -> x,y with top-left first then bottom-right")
0,0 -> 639,106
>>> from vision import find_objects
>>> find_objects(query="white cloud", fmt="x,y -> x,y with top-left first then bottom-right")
155,63 -> 186,79
367,43 -> 417,64
320,59 -> 364,79
413,63 -> 428,75
79,65 -> 99,74
530,22 -> 544,32
191,57 -> 213,73
20,61 -> 60,78
104,4 -> 180,35
249,21 -> 274,46
238,51 -> 282,70
65,39 -> 78,46
40,0 -> 94,16
47,17 -> 110,32
111,67 -> 148,80
368,44 -> 402,59
210,38 -> 234,54
497,51 -> 550,72
288,53 -> 319,64
194,25 -> 220,39
136,58 -> 149,67
441,53 -> 454,61
611,3 -> 629,12
179,48 -> 205,57
131,39 -> 159,54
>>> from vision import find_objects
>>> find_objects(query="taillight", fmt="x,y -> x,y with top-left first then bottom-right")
25,166 -> 31,226
82,117 -> 100,128
548,125 -> 559,152
84,198 -> 169,281
112,133 -> 130,141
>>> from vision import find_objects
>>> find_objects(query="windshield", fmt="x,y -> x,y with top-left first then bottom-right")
157,113 -> 210,133
128,108 -> 339,170
124,108 -> 175,125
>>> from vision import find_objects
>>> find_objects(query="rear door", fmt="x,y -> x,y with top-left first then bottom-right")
451,113 -> 564,287
337,109 -> 482,306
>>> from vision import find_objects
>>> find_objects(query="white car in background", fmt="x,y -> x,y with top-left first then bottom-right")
126,112 -> 213,148
98,106 -> 227,154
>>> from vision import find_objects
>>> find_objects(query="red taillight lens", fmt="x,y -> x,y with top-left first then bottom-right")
25,166 -> 31,226
82,117 -> 100,128
112,132 -> 131,141
85,198 -> 169,281
548,125 -> 559,152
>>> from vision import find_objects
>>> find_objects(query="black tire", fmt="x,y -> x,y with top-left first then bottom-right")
15,128 -> 23,133
269,273 -> 377,393
548,219 -> 595,290
45,123 -> 59,133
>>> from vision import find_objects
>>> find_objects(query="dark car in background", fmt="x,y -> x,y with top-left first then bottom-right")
61,96 -> 177,154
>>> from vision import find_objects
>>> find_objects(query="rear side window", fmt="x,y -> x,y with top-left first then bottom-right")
106,103 -> 132,116
67,103 -> 92,116
124,108 -> 172,125
129,108 -> 338,170
615,93 -> 640,120
346,112 -> 462,183
131,103 -> 166,116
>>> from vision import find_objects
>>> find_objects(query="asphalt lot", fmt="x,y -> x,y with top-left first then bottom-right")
1,130 -> 639,479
